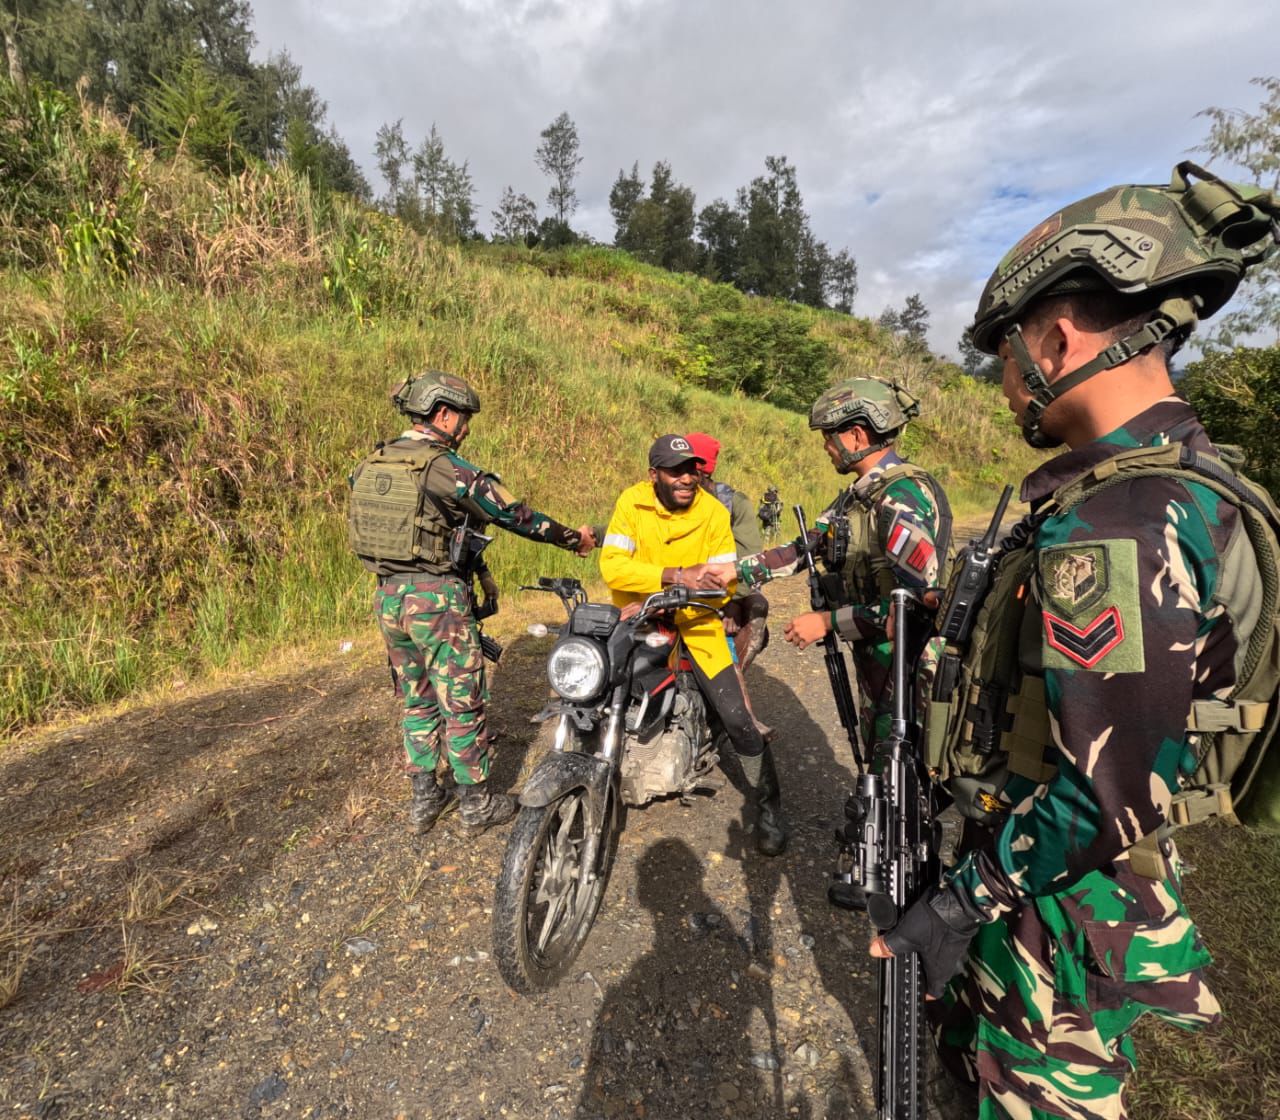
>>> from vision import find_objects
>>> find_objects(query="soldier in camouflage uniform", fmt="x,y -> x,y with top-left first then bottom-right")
715,378 -> 952,748
348,371 -> 596,836
869,164 -> 1280,1119
758,486 -> 783,544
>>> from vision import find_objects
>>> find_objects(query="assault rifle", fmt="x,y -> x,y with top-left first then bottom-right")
793,504 -> 865,772
471,556 -> 503,664
844,588 -> 937,1119
451,517 -> 502,663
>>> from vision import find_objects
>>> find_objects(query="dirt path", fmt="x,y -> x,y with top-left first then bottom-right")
1,578 -> 894,1120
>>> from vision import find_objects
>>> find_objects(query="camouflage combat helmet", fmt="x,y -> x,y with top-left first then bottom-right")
391,370 -> 481,421
972,161 -> 1280,447
809,377 -> 921,473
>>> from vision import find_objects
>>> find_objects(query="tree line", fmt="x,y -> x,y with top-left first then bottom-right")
4,0 -> 369,196
379,110 -> 864,314
2,1 -> 872,316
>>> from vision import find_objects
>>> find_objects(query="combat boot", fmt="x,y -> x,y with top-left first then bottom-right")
740,747 -> 788,857
456,780 -> 516,835
408,770 -> 451,836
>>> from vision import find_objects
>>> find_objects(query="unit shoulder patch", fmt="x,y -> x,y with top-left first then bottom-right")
1039,538 -> 1145,673
1043,543 -> 1109,616
882,510 -> 934,577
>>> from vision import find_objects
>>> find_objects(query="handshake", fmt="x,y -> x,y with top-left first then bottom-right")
667,561 -> 737,591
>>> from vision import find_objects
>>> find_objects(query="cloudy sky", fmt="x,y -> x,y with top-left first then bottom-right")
249,0 -> 1278,359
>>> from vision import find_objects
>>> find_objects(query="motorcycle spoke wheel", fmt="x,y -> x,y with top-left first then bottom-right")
492,788 -> 618,993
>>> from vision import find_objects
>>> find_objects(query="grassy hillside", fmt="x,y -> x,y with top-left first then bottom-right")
0,83 -> 1041,735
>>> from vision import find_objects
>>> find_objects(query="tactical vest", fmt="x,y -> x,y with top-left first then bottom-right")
711,481 -> 735,513
835,462 -> 954,604
347,440 -> 454,568
926,442 -> 1280,863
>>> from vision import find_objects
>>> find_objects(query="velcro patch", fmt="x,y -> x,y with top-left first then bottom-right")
906,539 -> 934,573
1044,606 -> 1124,668
884,513 -> 935,577
1039,538 -> 1145,673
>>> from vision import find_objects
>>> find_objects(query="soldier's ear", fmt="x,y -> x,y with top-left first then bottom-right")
1043,316 -> 1097,380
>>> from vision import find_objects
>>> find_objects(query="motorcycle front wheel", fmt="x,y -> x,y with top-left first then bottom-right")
492,786 -> 619,993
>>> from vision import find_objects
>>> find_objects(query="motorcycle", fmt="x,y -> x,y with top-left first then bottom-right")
492,576 -> 726,993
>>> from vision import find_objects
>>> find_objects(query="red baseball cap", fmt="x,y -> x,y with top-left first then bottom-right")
685,432 -> 719,473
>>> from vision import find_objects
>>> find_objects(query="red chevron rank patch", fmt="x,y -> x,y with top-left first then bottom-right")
906,539 -> 934,572
1043,605 -> 1125,668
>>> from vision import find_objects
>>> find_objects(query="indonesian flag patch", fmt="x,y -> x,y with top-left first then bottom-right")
886,522 -> 911,557
885,515 -> 934,574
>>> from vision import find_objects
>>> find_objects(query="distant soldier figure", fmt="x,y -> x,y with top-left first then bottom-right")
348,371 -> 596,836
757,486 -> 783,544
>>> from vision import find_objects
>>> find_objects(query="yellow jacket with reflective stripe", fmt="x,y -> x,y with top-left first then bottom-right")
600,482 -> 739,678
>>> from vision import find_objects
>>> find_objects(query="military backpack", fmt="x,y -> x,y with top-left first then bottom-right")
927,442 -> 1280,847
347,441 -> 453,566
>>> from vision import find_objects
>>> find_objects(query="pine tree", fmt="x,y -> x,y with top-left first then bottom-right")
535,111 -> 582,225
491,186 -> 538,243
609,162 -> 643,245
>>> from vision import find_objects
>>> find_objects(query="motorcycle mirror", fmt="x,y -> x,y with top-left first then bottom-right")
527,623 -> 549,638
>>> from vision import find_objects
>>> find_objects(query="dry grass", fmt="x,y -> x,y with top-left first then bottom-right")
342,786 -> 379,833
1128,821 -> 1280,1120
121,867 -> 193,924
396,861 -> 433,905
114,921 -> 174,995
0,891 -> 34,1011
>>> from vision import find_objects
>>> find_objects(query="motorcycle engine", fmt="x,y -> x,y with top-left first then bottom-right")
619,682 -> 718,806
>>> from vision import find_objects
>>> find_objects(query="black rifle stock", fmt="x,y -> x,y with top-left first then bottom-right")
793,505 -> 865,772
847,588 -> 936,1119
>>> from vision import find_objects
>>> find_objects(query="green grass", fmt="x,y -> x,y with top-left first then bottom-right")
0,85 -> 1043,736
1129,821 -> 1280,1120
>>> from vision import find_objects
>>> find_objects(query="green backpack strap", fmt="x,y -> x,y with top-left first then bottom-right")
1058,441 -> 1280,847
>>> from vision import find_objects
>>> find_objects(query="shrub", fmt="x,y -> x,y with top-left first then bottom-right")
1182,346 -> 1280,496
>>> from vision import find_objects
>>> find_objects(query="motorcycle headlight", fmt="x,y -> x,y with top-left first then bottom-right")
546,636 -> 607,702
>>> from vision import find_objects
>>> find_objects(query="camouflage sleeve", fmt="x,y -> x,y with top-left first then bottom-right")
947,477 -> 1225,917
737,496 -> 844,586
876,477 -> 942,591
451,454 -> 582,551
736,529 -> 821,587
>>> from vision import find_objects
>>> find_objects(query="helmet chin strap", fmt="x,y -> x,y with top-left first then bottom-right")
411,416 -> 463,449
1006,294 -> 1201,450
835,435 -> 891,474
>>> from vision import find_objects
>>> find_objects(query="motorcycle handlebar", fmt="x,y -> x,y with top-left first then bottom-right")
638,587 -> 725,620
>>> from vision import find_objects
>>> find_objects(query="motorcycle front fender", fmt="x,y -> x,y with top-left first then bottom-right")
519,749 -> 613,813
519,749 -> 616,886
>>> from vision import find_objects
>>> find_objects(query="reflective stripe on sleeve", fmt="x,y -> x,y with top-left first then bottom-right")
707,552 -> 737,564
604,533 -> 636,553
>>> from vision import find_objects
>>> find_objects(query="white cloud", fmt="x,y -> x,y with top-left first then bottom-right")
250,0 -> 1279,358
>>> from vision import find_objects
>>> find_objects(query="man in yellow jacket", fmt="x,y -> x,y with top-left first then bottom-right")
599,435 -> 787,856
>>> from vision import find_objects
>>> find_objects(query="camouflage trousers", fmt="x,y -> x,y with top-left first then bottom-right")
375,575 -> 491,785
859,634 -> 942,748
930,850 -> 1219,1120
